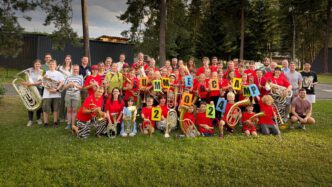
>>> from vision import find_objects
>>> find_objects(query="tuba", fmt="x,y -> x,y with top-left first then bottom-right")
12,69 -> 42,111
164,109 -> 178,138
226,98 -> 251,128
265,82 -> 292,102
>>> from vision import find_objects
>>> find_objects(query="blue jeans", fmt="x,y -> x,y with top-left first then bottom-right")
261,124 -> 280,135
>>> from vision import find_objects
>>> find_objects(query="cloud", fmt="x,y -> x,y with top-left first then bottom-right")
17,0 -> 130,38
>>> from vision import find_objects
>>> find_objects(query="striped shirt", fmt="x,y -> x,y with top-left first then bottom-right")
64,75 -> 84,96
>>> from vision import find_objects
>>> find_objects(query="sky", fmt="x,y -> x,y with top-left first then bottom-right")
17,0 -> 131,38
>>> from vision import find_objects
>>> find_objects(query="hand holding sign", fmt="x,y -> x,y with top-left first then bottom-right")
161,78 -> 170,89
209,79 -> 219,91
206,104 -> 215,118
249,84 -> 260,96
185,76 -> 193,87
181,92 -> 193,106
216,98 -> 227,113
151,107 -> 161,121
232,78 -> 242,91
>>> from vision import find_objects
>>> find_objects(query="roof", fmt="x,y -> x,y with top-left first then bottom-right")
95,35 -> 129,43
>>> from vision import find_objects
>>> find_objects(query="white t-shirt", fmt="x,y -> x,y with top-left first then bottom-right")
43,70 -> 65,99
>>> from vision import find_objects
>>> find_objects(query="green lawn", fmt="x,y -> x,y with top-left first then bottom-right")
0,96 -> 331,186
318,74 -> 332,84
0,68 -> 19,84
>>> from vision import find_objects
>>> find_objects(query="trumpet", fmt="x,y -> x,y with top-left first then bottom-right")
226,98 -> 251,128
12,68 -> 42,111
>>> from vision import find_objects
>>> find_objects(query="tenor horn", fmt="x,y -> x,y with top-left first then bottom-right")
12,69 -> 42,111
226,98 -> 251,128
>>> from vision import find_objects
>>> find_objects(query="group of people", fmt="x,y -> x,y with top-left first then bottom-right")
21,52 -> 317,138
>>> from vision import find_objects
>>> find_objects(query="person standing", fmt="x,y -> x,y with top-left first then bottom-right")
23,59 -> 44,127
58,55 -> 73,122
104,63 -> 123,96
117,54 -> 126,72
42,53 -> 52,72
42,60 -> 64,128
79,56 -> 91,78
301,63 -> 318,104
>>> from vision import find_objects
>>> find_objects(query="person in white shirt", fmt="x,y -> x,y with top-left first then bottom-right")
42,60 -> 65,127
117,54 -> 126,72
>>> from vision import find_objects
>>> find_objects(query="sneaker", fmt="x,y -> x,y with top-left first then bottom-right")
129,132 -> 135,137
44,123 -> 49,128
37,119 -> 42,125
165,133 -> 170,138
65,124 -> 71,130
301,125 -> 306,130
27,120 -> 33,127
121,132 -> 128,137
54,122 -> 59,128
290,125 -> 295,129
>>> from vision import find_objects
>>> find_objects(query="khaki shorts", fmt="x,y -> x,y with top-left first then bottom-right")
43,98 -> 61,113
65,94 -> 81,109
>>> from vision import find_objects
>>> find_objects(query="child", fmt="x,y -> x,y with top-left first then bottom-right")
180,105 -> 199,137
242,105 -> 258,136
141,97 -> 155,135
196,102 -> 214,136
121,97 -> 137,137
219,92 -> 238,138
257,95 -> 280,135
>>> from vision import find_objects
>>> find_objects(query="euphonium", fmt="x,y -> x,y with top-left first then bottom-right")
165,109 -> 177,138
226,98 -> 251,128
12,69 -> 42,111
41,75 -> 62,90
266,82 -> 292,99
128,106 -> 137,133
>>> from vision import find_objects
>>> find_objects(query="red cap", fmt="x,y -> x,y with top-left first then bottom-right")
91,65 -> 98,70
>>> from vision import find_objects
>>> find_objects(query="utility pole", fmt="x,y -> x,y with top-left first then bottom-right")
323,0 -> 331,73
81,0 -> 91,65
239,0 -> 244,60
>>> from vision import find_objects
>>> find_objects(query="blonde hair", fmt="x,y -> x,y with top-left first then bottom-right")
261,95 -> 274,104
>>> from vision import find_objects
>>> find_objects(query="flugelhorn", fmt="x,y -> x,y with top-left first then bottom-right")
226,98 -> 251,128
12,69 -> 42,111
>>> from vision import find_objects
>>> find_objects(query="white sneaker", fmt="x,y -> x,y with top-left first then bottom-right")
129,133 -> 135,137
165,133 -> 170,138
37,119 -> 42,125
301,125 -> 306,130
27,120 -> 33,127
121,133 -> 128,137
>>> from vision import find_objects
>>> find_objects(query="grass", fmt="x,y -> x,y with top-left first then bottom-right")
0,96 -> 332,186
318,74 -> 332,84
0,68 -> 19,84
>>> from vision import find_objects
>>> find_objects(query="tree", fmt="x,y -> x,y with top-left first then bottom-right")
81,0 -> 90,63
0,0 -> 79,58
159,0 -> 166,66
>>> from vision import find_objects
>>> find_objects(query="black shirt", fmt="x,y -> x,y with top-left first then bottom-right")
79,65 -> 91,78
301,71 -> 317,95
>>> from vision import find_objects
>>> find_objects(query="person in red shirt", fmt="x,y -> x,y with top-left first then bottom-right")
219,92 -> 237,138
196,102 -> 214,136
196,57 -> 211,76
74,87 -> 105,138
210,56 -> 219,73
156,95 -> 168,132
141,97 -> 155,135
105,87 -> 125,136
193,73 -> 209,102
223,61 -> 241,79
84,65 -> 102,97
123,69 -> 139,102
244,61 -> 257,78
242,105 -> 258,136
257,95 -> 280,135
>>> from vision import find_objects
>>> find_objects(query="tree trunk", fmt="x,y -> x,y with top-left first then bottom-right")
323,0 -> 331,73
159,0 -> 167,67
81,0 -> 91,65
239,1 -> 244,60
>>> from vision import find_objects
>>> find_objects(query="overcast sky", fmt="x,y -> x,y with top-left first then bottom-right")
17,0 -> 130,38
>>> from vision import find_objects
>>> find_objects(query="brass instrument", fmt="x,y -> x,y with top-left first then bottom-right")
272,104 -> 287,129
226,98 -> 251,128
247,112 -> 265,126
41,75 -> 62,91
165,109 -> 178,138
179,95 -> 199,137
123,106 -> 136,134
265,82 -> 292,101
12,69 -> 42,111
108,113 -> 117,138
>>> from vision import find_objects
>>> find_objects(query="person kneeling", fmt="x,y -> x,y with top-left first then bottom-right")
141,97 -> 155,135
196,102 -> 214,137
290,89 -> 315,130
257,95 -> 281,136
72,87 -> 105,138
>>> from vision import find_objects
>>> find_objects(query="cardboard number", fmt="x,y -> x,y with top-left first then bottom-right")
216,98 -> 227,113
206,104 -> 215,118
153,80 -> 162,92
151,107 -> 161,121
